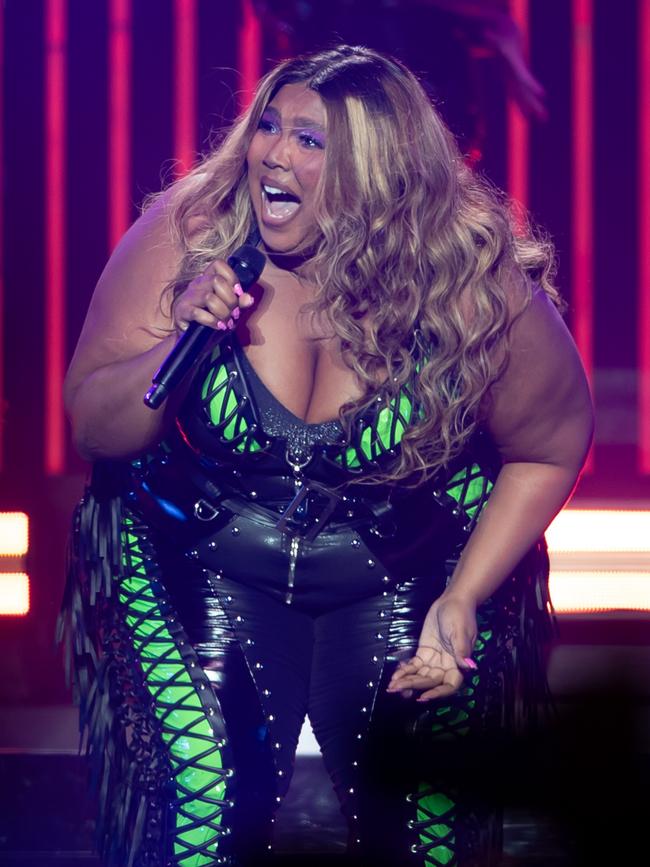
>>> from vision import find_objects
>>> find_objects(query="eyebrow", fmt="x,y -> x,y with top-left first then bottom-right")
263,106 -> 326,131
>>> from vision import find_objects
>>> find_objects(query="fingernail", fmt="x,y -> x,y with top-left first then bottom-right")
227,318 -> 235,330
233,283 -> 243,297
463,657 -> 478,670
216,320 -> 227,331
232,306 -> 240,320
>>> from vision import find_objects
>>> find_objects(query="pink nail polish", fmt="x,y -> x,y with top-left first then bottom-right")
463,657 -> 478,670
227,318 -> 235,330
216,320 -> 227,331
233,283 -> 243,297
232,307 -> 240,320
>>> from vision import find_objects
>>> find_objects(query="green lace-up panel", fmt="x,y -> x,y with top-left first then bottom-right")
408,621 -> 497,866
200,346 -> 265,456
119,517 -> 233,866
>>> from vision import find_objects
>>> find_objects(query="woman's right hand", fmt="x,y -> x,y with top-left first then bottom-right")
173,259 -> 256,334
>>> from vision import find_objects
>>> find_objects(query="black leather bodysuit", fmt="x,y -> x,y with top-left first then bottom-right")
61,335 -> 552,867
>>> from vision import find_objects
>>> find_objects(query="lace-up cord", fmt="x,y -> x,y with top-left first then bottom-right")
408,623 -> 497,866
119,518 -> 233,866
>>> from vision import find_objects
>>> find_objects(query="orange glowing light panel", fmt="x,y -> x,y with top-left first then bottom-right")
0,512 -> 29,557
0,573 -> 30,616
546,508 -> 650,612
549,571 -> 650,613
546,509 -> 650,553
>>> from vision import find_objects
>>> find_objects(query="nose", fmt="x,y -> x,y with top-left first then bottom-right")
262,133 -> 291,172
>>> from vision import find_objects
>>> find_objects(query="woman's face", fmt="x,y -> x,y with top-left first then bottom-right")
247,83 -> 327,254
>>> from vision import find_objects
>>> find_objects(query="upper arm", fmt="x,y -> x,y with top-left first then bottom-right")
63,194 -> 183,413
486,288 -> 594,469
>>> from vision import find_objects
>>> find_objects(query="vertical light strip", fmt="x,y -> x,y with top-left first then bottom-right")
639,0 -> 650,473
0,2 -> 4,470
507,0 -> 529,230
44,0 -> 67,475
108,0 -> 132,250
572,0 -> 594,471
174,0 -> 197,178
238,0 -> 261,113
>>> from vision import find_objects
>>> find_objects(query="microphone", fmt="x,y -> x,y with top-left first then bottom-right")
143,244 -> 266,409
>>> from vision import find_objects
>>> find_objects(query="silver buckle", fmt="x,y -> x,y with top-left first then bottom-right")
193,499 -> 221,521
275,480 -> 341,541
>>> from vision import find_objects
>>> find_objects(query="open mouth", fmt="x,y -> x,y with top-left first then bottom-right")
261,183 -> 301,221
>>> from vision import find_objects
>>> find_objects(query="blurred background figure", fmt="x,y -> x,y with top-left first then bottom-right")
255,0 -> 547,163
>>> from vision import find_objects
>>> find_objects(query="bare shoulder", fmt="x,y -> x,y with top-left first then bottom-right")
486,285 -> 594,466
64,188 -> 185,409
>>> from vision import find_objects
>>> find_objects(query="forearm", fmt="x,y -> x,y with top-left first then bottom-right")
444,459 -> 580,605
67,333 -> 188,460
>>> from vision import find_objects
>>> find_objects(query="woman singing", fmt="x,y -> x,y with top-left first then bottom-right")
60,45 -> 593,867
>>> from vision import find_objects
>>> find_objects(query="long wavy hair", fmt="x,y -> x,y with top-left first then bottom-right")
158,45 -> 560,484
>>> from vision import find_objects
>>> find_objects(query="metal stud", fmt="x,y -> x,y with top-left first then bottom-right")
348,787 -> 355,794
351,539 -> 360,548
273,742 -> 281,750
361,706 -> 368,713
382,575 -> 390,583
231,527 -> 240,536
367,681 -> 374,688
250,491 -> 258,499
352,761 -> 358,767
379,610 -> 386,618
225,595 -> 233,603
372,655 -> 379,663
268,714 -> 275,722
367,559 -> 376,568
188,549 -> 199,559
262,688 -> 271,696
246,638 -> 255,646
346,510 -> 355,518
375,633 -> 383,640
254,662 -> 264,670
356,733 -> 363,740
235,615 -> 243,623
208,540 -> 218,550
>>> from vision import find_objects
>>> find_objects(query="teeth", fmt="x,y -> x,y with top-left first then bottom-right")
263,185 -> 285,195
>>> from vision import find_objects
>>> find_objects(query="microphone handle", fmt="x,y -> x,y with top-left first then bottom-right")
143,321 -> 216,409
143,244 -> 265,409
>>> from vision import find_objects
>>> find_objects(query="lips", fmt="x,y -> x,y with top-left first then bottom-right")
260,178 -> 301,223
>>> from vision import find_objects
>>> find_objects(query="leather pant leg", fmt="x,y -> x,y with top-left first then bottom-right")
308,573 -> 507,867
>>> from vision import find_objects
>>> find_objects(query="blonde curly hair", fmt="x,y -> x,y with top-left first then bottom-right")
157,45 -> 560,484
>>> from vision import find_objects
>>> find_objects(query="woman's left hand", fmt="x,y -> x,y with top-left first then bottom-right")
386,593 -> 478,702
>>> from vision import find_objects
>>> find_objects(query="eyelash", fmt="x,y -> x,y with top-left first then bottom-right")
258,118 -> 279,134
257,118 -> 324,150
298,132 -> 324,150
